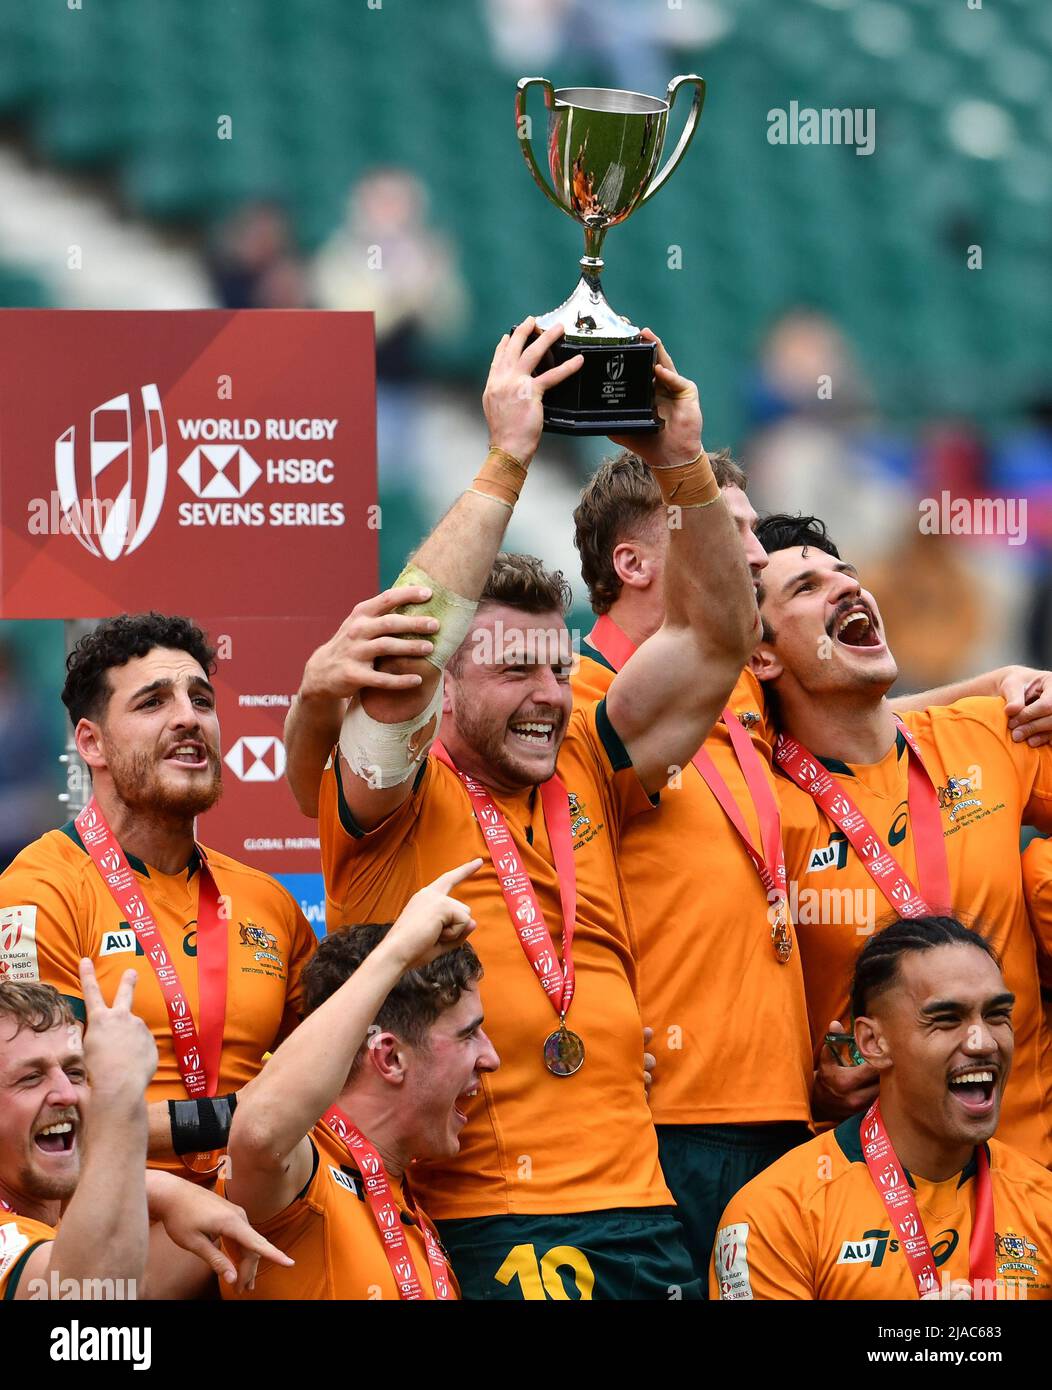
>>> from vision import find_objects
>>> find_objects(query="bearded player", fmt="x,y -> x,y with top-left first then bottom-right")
712,917 -> 1052,1300
752,514 -> 1052,1166
0,615 -> 319,1292
283,320 -> 759,1298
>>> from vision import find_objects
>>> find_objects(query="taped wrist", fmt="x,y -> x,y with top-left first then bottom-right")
650,450 -> 721,508
340,678 -> 443,789
471,447 -> 529,507
168,1093 -> 237,1156
393,562 -> 478,671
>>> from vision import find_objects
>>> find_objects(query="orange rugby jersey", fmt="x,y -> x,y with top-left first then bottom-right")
318,699 -> 672,1220
711,1112 -> 1052,1299
221,1122 -> 458,1301
1023,836 -> 1052,986
572,655 -> 811,1125
0,823 -> 317,1169
776,697 -> 1052,1166
0,1214 -> 54,1300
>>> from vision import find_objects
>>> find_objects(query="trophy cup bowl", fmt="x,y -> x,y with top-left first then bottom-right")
516,75 -> 706,434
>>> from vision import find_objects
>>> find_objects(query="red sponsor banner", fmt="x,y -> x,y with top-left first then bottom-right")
0,310 -> 376,619
198,616 -> 343,876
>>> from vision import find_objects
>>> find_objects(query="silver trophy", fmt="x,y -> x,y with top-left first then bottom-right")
516,76 -> 706,433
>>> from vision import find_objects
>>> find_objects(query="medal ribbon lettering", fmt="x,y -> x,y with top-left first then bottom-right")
773,721 -> 952,918
430,741 -> 577,1021
588,616 -> 792,960
75,798 -> 227,1098
322,1106 -> 454,1300
860,1098 -> 994,1297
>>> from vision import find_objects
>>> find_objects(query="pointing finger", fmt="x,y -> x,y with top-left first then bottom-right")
430,858 -> 485,893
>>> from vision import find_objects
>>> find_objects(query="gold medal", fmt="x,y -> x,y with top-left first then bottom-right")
771,901 -> 793,964
543,1024 -> 585,1076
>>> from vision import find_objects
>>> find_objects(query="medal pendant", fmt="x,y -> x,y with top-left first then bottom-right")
543,1025 -> 585,1076
771,918 -> 793,964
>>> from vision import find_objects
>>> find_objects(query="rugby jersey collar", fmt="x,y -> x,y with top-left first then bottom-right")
817,727 -> 908,778
60,819 -> 202,880
834,1109 -> 988,1188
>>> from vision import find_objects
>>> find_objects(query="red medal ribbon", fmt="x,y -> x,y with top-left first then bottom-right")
75,798 -> 228,1098
860,1098 -> 994,1297
430,741 -> 577,1021
588,615 -> 790,926
773,720 -> 952,918
322,1107 -> 454,1300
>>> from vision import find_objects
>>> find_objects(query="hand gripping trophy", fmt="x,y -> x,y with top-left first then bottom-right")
515,76 -> 706,434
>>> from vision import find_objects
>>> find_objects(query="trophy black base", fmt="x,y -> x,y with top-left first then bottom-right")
530,334 -> 663,436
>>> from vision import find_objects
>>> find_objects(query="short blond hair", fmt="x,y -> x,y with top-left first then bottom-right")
573,448 -> 747,614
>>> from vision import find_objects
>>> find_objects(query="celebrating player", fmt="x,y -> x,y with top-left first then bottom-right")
0,965 -> 290,1299
570,449 -> 812,1274
711,917 -> 1052,1300
0,612 -> 317,1294
223,861 -> 496,1300
283,320 -> 759,1297
752,514 -> 1052,1165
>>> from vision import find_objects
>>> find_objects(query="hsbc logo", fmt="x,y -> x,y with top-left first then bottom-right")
224,736 -> 287,783
178,444 -> 261,499
54,384 -> 168,561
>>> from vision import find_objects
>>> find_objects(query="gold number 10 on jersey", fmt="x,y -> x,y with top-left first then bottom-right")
494,1244 -> 596,1300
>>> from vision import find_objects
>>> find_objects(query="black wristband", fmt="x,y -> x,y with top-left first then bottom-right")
168,1093 -> 238,1156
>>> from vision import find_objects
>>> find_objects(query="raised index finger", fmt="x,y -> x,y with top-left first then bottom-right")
429,858 -> 485,894
78,957 -> 106,1016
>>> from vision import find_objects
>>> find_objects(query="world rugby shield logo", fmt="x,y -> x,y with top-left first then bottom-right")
55,384 -> 167,560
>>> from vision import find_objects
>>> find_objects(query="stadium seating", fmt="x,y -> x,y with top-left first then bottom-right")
0,0 -> 1047,442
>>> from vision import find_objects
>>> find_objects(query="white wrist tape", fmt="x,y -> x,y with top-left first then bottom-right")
339,680 -> 444,789
393,562 -> 478,671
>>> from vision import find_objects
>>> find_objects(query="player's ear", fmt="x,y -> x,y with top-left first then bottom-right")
442,669 -> 455,716
749,641 -> 782,684
854,1015 -> 891,1072
74,717 -> 107,771
366,1031 -> 408,1086
611,539 -> 650,592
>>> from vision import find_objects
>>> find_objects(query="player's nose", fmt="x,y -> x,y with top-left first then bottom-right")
476,1030 -> 500,1073
46,1068 -> 80,1109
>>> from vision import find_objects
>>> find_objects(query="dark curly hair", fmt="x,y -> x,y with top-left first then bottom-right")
850,915 -> 1000,1021
303,922 -> 483,1073
61,612 -> 217,727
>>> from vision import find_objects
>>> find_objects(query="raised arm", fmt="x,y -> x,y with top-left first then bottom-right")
225,860 -> 481,1223
313,321 -> 581,832
14,961 -> 157,1299
284,586 -> 442,817
604,332 -> 759,794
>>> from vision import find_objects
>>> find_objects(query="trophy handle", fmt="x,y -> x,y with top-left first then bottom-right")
515,77 -> 567,216
640,74 -> 706,204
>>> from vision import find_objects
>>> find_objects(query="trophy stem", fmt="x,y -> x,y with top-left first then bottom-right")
583,225 -> 607,262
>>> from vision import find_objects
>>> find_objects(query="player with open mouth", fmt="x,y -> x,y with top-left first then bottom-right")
222,861 -> 498,1302
752,513 -> 1052,1168
712,916 -> 1052,1300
